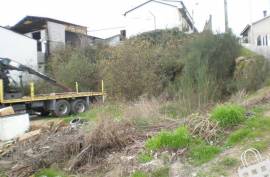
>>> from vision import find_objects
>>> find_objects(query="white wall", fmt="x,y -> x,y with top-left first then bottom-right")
47,21 -> 65,52
125,2 -> 182,37
248,17 -> 270,45
0,27 -> 38,83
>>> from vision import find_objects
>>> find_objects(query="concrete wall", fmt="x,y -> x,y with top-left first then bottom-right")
47,21 -> 65,52
0,27 -> 38,83
242,43 -> 270,59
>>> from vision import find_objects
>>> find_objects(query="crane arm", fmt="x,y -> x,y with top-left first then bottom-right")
0,58 -> 72,92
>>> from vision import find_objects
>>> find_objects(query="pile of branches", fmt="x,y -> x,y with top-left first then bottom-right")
186,113 -> 223,143
5,119 -> 135,177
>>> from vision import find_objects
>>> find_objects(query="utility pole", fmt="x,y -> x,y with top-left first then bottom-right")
224,0 -> 229,32
149,11 -> 157,30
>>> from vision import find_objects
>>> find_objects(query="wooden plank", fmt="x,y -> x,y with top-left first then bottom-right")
18,129 -> 41,142
0,106 -> 15,117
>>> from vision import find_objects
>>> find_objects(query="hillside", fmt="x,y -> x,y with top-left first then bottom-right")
1,29 -> 270,177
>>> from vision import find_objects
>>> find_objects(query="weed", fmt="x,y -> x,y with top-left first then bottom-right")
34,168 -> 67,177
151,167 -> 169,177
250,140 -> 269,151
160,103 -> 180,119
211,104 -> 245,127
131,171 -> 148,177
138,151 -> 153,163
189,144 -> 221,165
220,157 -> 239,167
226,128 -> 251,146
145,126 -> 191,151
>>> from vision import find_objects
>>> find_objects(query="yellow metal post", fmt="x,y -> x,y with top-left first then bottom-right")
75,82 -> 79,93
101,80 -> 105,103
30,82 -> 35,98
0,80 -> 4,103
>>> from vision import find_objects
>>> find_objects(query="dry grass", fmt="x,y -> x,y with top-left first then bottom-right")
186,113 -> 223,143
123,98 -> 164,127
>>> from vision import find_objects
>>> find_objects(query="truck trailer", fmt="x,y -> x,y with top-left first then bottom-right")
0,57 -> 105,117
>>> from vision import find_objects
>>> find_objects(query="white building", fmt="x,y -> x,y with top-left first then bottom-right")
123,0 -> 196,37
0,26 -> 38,83
11,16 -> 102,71
241,12 -> 270,59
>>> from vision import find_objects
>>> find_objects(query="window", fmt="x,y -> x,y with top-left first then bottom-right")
257,35 -> 262,46
265,35 -> 268,46
32,31 -> 42,52
32,31 -> 41,40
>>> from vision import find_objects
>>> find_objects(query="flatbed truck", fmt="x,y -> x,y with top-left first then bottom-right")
0,57 -> 105,117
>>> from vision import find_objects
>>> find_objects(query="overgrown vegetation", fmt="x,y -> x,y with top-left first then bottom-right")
16,29 -> 270,176
145,126 -> 191,151
211,104 -> 245,128
189,143 -> 221,165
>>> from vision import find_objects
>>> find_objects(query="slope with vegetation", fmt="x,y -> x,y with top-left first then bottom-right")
1,29 -> 270,177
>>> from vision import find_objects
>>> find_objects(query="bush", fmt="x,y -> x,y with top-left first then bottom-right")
189,144 -> 221,165
49,46 -> 102,92
168,32 -> 241,114
103,29 -> 189,100
146,126 -> 191,150
211,104 -> 245,127
234,53 -> 270,92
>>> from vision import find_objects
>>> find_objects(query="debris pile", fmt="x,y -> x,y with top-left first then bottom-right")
0,118 -> 135,177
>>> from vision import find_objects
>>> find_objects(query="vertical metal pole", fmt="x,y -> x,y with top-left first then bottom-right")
0,80 -> 4,103
224,0 -> 229,32
149,11 -> 156,30
30,82 -> 35,98
101,80 -> 105,103
75,82 -> 79,93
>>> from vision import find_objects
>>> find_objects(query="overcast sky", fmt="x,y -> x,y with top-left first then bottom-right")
1,0 -> 269,38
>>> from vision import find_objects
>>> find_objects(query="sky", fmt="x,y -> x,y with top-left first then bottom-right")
0,0 -> 269,38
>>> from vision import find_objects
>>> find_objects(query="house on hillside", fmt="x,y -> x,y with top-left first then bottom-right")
11,16 -> 102,70
123,0 -> 197,36
104,30 -> 127,46
0,26 -> 38,82
240,11 -> 270,59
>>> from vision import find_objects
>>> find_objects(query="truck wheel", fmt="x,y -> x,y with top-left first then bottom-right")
52,100 -> 71,117
71,99 -> 89,114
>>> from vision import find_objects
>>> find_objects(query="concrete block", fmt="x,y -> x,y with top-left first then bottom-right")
0,114 -> 30,141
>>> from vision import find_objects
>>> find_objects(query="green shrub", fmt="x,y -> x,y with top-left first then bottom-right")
146,126 -> 191,151
211,104 -> 245,127
138,151 -> 153,163
49,46 -> 102,92
189,144 -> 221,165
234,53 -> 269,92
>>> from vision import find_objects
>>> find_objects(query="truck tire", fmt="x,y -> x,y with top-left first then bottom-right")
71,99 -> 89,114
52,100 -> 71,117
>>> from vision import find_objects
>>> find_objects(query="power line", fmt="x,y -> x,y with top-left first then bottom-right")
88,26 -> 125,32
